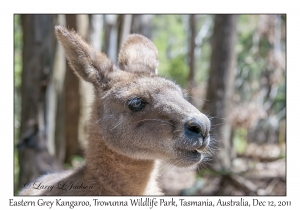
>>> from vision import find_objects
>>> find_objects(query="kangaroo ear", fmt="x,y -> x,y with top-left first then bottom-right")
118,34 -> 159,75
55,26 -> 117,87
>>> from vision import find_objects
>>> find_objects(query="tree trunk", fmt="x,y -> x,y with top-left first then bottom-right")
131,15 -> 153,39
18,14 -> 58,189
104,15 -> 119,63
63,15 -> 83,164
77,15 -> 100,150
54,14 -> 67,162
188,14 -> 196,105
117,15 -> 132,52
89,15 -> 103,51
202,15 -> 238,171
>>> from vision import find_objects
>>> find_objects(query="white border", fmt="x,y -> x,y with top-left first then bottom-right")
1,0 -> 299,209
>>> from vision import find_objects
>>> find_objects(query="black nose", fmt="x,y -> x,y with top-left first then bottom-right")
184,117 -> 209,138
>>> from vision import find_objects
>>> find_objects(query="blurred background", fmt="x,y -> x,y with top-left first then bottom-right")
14,14 -> 286,195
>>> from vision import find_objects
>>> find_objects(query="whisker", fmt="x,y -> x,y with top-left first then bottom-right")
173,129 -> 184,133
110,120 -> 123,130
94,119 -> 101,125
134,119 -> 174,126
208,116 -> 226,120
158,160 -> 176,176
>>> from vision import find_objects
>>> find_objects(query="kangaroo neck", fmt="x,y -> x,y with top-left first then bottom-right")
85,136 -> 155,195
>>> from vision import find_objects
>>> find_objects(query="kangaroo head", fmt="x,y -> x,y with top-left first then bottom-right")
55,26 -> 211,167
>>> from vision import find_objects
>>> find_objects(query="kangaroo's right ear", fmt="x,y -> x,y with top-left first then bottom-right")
118,34 -> 159,75
55,26 -> 116,87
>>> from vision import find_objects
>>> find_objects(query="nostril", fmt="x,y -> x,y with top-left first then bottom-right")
187,123 -> 201,135
185,117 -> 209,138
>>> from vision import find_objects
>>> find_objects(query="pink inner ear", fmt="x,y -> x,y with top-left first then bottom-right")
118,34 -> 159,76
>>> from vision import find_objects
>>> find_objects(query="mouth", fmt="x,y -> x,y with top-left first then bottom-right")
172,134 -> 210,167
177,147 -> 203,163
188,148 -> 203,155
195,148 -> 203,154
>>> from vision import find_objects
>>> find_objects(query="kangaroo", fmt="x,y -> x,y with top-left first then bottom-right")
19,26 -> 211,195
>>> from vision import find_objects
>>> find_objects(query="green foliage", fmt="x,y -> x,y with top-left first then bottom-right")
14,15 -> 22,88
233,128 -> 248,154
162,54 -> 189,87
152,15 -> 189,87
273,81 -> 286,115
152,15 -> 212,88
14,15 -> 22,194
236,15 -> 262,101
65,155 -> 85,169
194,38 -> 211,84
14,14 -> 22,144
235,14 -> 286,120
14,150 -> 20,195
193,15 -> 213,84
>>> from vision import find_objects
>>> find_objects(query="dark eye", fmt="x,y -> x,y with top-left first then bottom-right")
127,97 -> 146,111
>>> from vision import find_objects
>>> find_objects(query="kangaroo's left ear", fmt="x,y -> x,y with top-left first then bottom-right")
118,34 -> 159,75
